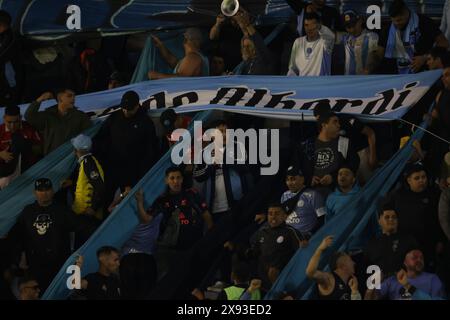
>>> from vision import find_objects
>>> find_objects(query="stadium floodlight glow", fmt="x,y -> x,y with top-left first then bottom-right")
221,0 -> 240,17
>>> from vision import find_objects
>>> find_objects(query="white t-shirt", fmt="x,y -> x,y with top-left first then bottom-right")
287,25 -> 335,76
212,166 -> 230,214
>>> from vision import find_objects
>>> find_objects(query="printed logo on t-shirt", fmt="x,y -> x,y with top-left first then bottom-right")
315,147 -> 335,169
276,236 -> 285,244
286,212 -> 300,225
33,214 -> 53,235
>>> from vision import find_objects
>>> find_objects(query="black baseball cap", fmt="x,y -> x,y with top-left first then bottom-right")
286,165 -> 304,177
313,104 -> 332,118
4,105 -> 20,116
121,91 -> 140,111
342,10 -> 360,28
403,162 -> 427,178
35,178 -> 52,191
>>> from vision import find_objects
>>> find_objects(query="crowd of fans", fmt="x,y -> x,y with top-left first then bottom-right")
1,0 -> 450,300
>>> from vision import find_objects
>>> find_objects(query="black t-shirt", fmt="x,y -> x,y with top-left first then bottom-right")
298,115 -> 367,151
314,139 -> 341,177
84,272 -> 121,300
150,188 -> 208,250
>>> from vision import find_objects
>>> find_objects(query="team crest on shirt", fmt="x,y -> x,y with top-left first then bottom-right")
277,236 -> 284,244
315,148 -> 335,169
297,200 -> 304,207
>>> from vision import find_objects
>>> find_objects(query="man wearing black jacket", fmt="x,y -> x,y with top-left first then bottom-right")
365,199 -> 419,278
93,90 -> 160,213
246,203 -> 302,290
390,163 -> 447,271
9,178 -> 89,291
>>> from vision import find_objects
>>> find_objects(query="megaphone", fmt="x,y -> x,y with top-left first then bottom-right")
221,0 -> 239,17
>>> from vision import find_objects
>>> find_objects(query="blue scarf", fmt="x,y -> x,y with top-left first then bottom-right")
297,9 -> 305,37
344,32 -> 371,75
385,10 -> 420,74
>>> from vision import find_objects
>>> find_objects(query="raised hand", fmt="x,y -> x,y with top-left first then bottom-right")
318,235 -> 334,252
36,92 -> 54,103
150,34 -> 164,49
135,189 -> 144,203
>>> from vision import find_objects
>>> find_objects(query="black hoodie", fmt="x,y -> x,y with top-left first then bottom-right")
392,185 -> 446,262
9,201 -> 87,289
93,107 -> 159,187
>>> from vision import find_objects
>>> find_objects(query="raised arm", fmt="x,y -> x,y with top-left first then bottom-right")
24,92 -> 54,130
305,235 -> 334,289
210,14 -> 226,40
151,34 -> 178,69
135,190 -> 154,224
